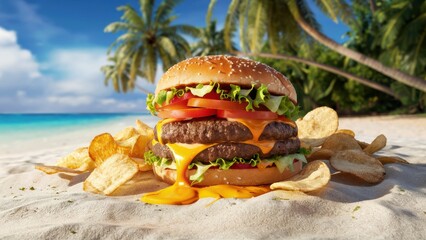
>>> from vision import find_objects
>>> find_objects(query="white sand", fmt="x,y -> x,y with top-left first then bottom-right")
0,115 -> 425,239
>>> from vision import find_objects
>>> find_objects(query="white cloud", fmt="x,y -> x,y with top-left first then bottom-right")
0,27 -> 43,96
46,48 -> 110,96
0,26 -> 150,113
0,27 -> 17,44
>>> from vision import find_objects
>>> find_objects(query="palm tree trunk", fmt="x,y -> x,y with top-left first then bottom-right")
369,0 -> 377,13
290,2 -> 426,93
136,84 -> 153,95
234,51 -> 398,98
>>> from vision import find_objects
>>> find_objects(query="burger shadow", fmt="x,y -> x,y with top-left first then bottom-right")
58,172 -> 90,186
59,171 -> 169,196
310,163 -> 426,203
110,171 -> 170,196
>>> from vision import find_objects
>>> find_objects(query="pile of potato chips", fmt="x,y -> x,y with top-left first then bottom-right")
36,120 -> 154,195
36,107 -> 409,199
270,107 -> 408,193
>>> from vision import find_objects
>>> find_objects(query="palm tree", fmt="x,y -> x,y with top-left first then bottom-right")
101,56 -> 152,94
224,0 -> 426,92
241,52 -> 397,98
191,0 -> 237,56
375,0 -> 426,77
102,0 -> 198,92
223,0 -> 397,98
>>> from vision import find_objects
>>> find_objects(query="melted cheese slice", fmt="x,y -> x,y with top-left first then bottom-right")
228,117 -> 296,141
142,141 -> 269,205
155,118 -> 179,145
142,118 -> 297,205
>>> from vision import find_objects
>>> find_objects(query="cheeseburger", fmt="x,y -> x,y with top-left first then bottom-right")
144,55 -> 306,187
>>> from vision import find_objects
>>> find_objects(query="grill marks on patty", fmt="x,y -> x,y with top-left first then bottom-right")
155,118 -> 298,144
151,118 -> 300,162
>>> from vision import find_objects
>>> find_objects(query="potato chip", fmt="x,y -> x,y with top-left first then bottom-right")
132,135 -> 152,158
83,153 -> 138,195
132,157 -> 153,171
116,135 -> 138,155
56,147 -> 95,172
363,134 -> 387,155
307,148 -> 334,161
330,150 -> 385,183
136,119 -> 154,139
116,135 -> 149,159
336,129 -> 355,137
296,106 -> 339,147
322,133 -> 362,152
357,140 -> 370,149
376,156 -> 409,165
114,126 -> 139,142
89,133 -> 118,167
270,160 -> 331,192
35,165 -> 84,175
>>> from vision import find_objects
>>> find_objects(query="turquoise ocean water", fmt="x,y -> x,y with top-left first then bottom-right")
0,113 -> 145,142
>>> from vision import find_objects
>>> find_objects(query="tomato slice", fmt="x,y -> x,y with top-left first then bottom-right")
202,92 -> 221,99
217,109 -> 278,120
157,108 -> 217,119
187,98 -> 248,111
230,163 -> 255,169
158,99 -> 189,110
169,92 -> 194,104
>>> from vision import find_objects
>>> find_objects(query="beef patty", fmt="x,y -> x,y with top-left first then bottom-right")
155,118 -> 298,144
151,138 -> 300,163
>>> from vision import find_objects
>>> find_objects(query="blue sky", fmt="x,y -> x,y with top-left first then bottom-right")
0,0 -> 348,113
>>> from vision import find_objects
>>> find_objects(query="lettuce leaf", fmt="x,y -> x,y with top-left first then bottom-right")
273,153 -> 307,173
146,83 -> 299,119
144,150 -> 307,184
185,83 -> 215,97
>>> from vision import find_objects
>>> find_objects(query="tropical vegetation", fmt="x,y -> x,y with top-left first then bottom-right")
103,0 -> 426,114
102,0 -> 198,91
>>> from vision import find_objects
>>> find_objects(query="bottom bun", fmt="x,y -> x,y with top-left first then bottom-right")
153,161 -> 303,186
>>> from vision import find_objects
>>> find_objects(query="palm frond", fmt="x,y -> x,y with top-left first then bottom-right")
104,22 -> 135,33
158,36 -> 177,58
224,0 -> 240,51
158,46 -> 172,71
140,0 -> 154,26
166,24 -> 200,37
238,0 -> 248,52
314,0 -> 337,22
206,0 -> 217,27
144,46 -> 157,83
117,5 -> 145,28
155,0 -> 181,26
248,0 -> 267,53
130,48 -> 144,84
294,0 -> 321,32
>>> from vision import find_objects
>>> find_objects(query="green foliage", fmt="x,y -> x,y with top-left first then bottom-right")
191,0 -> 236,56
102,0 -> 198,92
258,0 -> 425,115
224,0 -> 321,54
375,0 -> 426,77
223,0 -> 425,114
345,0 -> 426,113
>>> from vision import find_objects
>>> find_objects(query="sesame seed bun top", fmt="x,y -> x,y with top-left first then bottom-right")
156,55 -> 297,103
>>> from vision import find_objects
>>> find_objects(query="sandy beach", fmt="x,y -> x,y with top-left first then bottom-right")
0,115 -> 425,239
